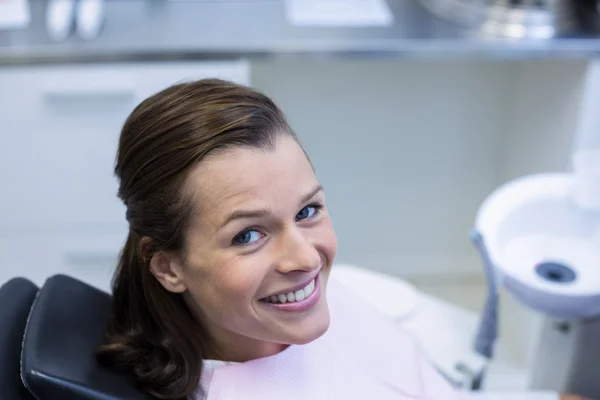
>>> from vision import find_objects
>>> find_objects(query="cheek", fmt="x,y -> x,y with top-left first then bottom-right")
197,256 -> 265,307
316,218 -> 338,263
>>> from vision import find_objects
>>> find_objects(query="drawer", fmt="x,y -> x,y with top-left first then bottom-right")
0,61 -> 250,230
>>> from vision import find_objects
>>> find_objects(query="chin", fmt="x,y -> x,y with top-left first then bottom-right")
286,305 -> 331,345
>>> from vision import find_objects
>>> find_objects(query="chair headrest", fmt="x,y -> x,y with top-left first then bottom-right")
0,277 -> 38,400
21,274 -> 155,400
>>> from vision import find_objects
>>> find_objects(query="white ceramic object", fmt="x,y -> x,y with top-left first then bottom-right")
76,0 -> 104,40
0,0 -> 31,29
46,0 -> 75,41
475,173 -> 600,320
572,149 -> 600,211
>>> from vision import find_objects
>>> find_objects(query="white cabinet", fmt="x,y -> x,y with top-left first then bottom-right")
0,61 -> 250,287
0,61 -> 250,230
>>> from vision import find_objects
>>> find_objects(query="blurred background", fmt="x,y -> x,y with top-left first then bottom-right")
1,0 -> 600,395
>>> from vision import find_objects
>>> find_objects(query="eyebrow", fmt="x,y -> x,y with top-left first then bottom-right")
219,184 -> 324,229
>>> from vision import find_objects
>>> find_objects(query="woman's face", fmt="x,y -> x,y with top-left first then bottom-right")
164,135 -> 337,361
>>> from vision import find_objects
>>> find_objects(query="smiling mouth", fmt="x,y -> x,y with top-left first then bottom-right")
260,278 -> 316,304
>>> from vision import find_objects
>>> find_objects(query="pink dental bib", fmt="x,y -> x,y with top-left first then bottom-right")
203,278 -> 466,400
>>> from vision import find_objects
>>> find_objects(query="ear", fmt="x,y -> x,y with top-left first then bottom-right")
148,250 -> 188,293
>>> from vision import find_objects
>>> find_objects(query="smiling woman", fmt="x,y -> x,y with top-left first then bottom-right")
165,135 -> 336,360
96,79 -> 337,399
96,79 -> 587,400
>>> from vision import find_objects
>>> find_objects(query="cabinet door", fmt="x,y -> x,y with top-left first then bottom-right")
0,61 -> 250,231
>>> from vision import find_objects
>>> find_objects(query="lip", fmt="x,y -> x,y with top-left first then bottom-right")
260,270 -> 321,299
260,274 -> 321,313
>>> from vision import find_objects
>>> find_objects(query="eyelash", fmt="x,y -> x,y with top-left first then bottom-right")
297,202 -> 323,217
232,202 -> 324,247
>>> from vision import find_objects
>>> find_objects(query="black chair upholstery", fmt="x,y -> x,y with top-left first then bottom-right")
21,275 -> 155,400
0,277 -> 38,400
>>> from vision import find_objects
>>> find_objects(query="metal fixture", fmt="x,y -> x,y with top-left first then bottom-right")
417,0 -> 591,39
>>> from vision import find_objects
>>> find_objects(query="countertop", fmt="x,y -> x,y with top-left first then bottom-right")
2,0 -> 600,65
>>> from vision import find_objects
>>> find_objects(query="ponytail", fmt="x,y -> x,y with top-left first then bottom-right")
97,231 -> 206,400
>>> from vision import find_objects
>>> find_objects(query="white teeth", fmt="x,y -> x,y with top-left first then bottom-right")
303,281 -> 314,298
265,279 -> 316,304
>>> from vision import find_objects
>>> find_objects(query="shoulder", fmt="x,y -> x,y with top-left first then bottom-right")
326,276 -> 416,343
326,277 -> 463,398
194,360 -> 239,400
325,277 -> 425,394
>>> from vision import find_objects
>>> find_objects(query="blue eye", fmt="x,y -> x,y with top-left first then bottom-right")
233,230 -> 262,245
296,204 -> 322,221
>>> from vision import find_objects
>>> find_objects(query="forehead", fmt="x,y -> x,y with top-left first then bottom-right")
186,136 -> 317,222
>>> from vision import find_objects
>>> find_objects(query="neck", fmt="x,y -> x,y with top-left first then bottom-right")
207,337 -> 289,363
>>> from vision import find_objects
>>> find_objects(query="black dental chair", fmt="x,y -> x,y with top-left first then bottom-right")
11,274 -> 155,400
0,277 -> 38,400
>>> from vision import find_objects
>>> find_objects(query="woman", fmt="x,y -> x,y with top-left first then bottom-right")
97,79 -> 589,400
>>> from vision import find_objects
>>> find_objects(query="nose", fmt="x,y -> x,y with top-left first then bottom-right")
274,226 -> 321,274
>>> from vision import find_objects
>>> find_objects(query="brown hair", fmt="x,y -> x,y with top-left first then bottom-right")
97,79 -> 295,399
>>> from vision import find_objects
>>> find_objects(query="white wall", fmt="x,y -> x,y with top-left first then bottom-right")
253,59 -> 513,279
501,60 -> 588,182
